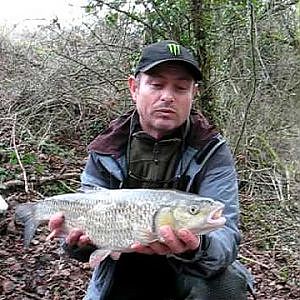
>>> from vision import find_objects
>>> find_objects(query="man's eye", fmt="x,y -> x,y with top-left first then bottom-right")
177,86 -> 188,91
151,83 -> 162,88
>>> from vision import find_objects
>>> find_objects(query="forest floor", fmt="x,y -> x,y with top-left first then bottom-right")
0,143 -> 299,300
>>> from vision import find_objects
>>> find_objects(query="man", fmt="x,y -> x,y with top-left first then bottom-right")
49,40 -> 253,300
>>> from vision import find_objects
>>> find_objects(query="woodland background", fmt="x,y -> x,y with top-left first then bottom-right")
0,0 -> 299,299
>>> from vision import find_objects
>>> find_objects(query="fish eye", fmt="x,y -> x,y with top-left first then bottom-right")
189,205 -> 199,215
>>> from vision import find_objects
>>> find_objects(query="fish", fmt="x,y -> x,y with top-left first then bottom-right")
15,189 -> 226,265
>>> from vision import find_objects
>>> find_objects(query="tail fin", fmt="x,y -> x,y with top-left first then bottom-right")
15,203 -> 41,247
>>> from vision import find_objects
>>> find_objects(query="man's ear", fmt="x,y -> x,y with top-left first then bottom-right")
128,75 -> 138,103
193,83 -> 199,98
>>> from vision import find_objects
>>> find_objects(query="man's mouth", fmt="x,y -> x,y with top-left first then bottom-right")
155,108 -> 176,114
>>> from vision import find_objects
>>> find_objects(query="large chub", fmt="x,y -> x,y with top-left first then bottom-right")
14,189 -> 226,251
15,203 -> 41,247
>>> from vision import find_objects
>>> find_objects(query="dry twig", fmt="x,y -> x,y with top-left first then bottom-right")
11,114 -> 29,193
241,225 -> 296,246
0,173 -> 80,190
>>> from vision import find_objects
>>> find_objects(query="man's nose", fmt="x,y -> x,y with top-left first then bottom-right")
161,88 -> 175,102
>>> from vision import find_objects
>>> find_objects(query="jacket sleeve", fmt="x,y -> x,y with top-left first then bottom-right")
80,152 -> 112,189
168,143 -> 241,278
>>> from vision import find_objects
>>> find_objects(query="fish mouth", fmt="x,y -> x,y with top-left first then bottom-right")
208,204 -> 226,226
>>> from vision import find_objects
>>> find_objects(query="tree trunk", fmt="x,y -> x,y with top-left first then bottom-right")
190,0 -> 217,125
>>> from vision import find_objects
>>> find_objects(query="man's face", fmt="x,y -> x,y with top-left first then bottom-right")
129,62 -> 197,139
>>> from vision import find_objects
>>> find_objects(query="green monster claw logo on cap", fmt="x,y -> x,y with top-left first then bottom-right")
168,43 -> 181,56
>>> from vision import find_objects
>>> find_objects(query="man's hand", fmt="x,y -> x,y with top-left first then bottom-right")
131,225 -> 200,255
47,212 -> 91,247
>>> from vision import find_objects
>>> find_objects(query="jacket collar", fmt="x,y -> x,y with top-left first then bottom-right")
88,109 -> 218,158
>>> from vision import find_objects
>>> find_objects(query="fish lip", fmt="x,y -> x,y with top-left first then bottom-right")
207,203 -> 226,225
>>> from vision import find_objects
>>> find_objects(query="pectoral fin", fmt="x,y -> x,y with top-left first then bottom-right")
132,226 -> 157,245
89,249 -> 112,268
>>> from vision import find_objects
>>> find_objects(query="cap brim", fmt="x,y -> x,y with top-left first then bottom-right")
137,58 -> 202,81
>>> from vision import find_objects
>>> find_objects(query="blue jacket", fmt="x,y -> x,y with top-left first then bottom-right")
76,110 -> 251,299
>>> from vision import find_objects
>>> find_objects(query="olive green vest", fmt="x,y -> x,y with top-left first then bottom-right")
124,118 -> 189,189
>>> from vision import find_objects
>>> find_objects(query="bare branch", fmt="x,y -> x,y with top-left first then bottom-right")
0,173 -> 80,190
95,0 -> 166,39
11,115 -> 29,193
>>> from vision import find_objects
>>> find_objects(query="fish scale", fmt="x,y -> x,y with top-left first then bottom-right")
15,188 -> 226,252
84,201 -> 156,249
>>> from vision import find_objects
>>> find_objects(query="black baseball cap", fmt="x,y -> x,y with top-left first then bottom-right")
134,40 -> 201,81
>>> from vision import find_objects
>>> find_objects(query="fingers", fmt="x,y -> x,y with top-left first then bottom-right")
159,226 -> 187,254
156,226 -> 200,254
131,242 -> 155,255
48,212 -> 64,231
47,212 -> 92,248
65,228 -> 85,246
46,229 -> 63,241
177,229 -> 201,250
149,242 -> 170,255
131,226 -> 200,256
47,212 -> 65,241
78,234 -> 92,247
131,241 -> 171,255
